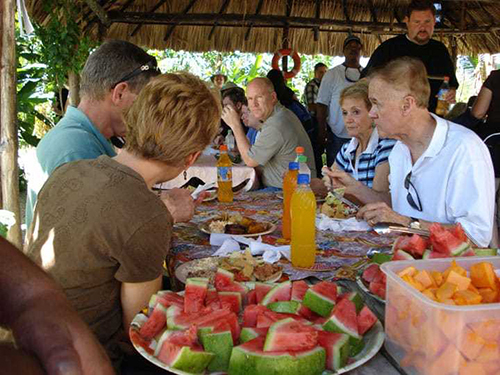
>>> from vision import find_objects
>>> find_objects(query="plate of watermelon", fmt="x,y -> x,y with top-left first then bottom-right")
130,268 -> 385,375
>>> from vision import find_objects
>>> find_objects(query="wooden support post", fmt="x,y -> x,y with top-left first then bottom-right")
1,0 -> 23,247
449,36 -> 458,71
68,71 -> 81,107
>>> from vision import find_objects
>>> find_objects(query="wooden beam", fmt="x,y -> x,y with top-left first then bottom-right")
244,0 -> 264,41
313,0 -> 321,42
84,0 -> 111,27
82,0 -> 108,24
130,0 -> 168,37
366,0 -> 383,44
208,0 -> 231,41
282,0 -> 293,71
1,0 -> 22,246
164,0 -> 199,41
107,12 -> 499,35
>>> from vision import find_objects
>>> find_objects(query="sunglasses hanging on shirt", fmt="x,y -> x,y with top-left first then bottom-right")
343,63 -> 362,83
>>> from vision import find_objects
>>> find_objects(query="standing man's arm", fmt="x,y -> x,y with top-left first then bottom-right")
0,238 -> 113,375
304,82 -> 317,113
316,71 -> 335,148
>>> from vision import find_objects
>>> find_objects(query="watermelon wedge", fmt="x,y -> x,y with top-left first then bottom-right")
291,280 -> 309,301
228,337 -> 326,375
255,283 -> 275,304
358,306 -> 378,335
317,330 -> 350,371
323,298 -> 361,346
156,342 -> 213,373
338,291 -> 364,314
139,304 -> 167,341
149,291 -> 184,313
184,278 -> 208,314
429,223 -> 470,256
240,327 -> 269,343
268,300 -> 300,314
215,268 -> 234,290
263,318 -> 318,352
218,291 -> 242,314
302,281 -> 338,317
242,304 -> 268,327
261,280 -> 292,305
392,249 -> 415,261
200,326 -> 233,372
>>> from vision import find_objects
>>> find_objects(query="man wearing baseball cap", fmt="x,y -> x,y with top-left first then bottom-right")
316,34 -> 363,165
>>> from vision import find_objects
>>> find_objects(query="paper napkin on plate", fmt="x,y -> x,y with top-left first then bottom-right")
316,214 -> 371,232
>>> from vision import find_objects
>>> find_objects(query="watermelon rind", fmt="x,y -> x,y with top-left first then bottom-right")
349,338 -> 365,357
451,242 -> 470,256
162,345 -> 214,373
240,327 -> 260,343
186,277 -> 209,286
323,316 -> 361,344
268,301 -> 300,314
166,306 -> 185,330
200,330 -> 233,372
302,289 -> 336,317
260,280 -> 292,306
318,332 -> 350,371
473,248 -> 498,256
263,318 -> 317,352
228,342 -> 325,375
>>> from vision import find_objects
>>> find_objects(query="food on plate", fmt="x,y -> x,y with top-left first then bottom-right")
185,185 -> 217,201
361,264 -> 386,300
185,250 -> 282,283
320,190 -> 357,219
208,213 -> 270,235
131,278 -> 381,374
398,260 -> 500,305
390,223 -> 495,261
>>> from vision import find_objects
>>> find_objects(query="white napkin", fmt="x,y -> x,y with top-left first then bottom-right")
210,233 -> 290,263
316,214 -> 371,232
191,182 -> 216,199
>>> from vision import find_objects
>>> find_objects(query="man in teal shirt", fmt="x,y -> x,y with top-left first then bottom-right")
26,40 -> 160,229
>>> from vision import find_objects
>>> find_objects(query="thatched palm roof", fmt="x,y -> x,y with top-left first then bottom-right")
26,0 -> 500,56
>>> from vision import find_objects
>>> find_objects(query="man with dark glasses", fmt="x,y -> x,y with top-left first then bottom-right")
317,35 -> 363,166
26,40 -> 160,229
356,57 -> 495,247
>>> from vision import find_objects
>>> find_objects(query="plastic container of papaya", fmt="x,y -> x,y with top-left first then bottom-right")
381,256 -> 500,375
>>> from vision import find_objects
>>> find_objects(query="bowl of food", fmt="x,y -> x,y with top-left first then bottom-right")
200,213 -> 276,237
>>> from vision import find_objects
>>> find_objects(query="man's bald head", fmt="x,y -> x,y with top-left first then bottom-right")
246,77 -> 278,121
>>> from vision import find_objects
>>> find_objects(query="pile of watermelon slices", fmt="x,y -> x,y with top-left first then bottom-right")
131,268 -> 380,375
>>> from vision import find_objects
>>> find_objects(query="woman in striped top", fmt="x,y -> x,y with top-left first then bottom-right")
313,80 -> 396,203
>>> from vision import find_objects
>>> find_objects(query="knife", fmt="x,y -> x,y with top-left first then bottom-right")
329,189 -> 360,211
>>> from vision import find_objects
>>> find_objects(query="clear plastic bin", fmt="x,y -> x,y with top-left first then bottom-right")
381,257 -> 500,375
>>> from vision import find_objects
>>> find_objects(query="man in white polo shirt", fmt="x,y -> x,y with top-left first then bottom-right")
355,57 -> 495,247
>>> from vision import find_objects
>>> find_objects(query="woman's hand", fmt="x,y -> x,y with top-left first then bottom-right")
221,103 -> 242,130
322,166 -> 362,195
357,202 -> 410,226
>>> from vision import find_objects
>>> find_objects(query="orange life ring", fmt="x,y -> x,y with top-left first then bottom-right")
271,49 -> 301,79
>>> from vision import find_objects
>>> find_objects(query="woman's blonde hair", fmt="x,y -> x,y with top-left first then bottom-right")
124,72 -> 221,166
340,79 -> 371,110
368,57 -> 430,108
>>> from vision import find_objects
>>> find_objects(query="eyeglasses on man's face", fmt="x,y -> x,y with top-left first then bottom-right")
404,171 -> 423,212
111,59 -> 160,89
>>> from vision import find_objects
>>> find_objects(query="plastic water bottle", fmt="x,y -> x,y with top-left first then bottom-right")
435,76 -> 450,117
217,145 -> 233,203
291,174 -> 317,268
295,146 -> 311,178
282,162 -> 299,240
225,130 -> 235,152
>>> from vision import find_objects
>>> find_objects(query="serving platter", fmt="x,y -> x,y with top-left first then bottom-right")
199,220 -> 276,237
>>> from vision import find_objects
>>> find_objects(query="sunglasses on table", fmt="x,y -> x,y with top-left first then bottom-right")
111,59 -> 160,89
404,171 -> 423,212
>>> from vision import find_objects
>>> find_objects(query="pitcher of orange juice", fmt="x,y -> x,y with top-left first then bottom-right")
290,174 -> 317,268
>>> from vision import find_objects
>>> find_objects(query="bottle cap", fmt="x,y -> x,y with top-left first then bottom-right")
444,76 -> 449,81
298,155 -> 308,163
288,162 -> 299,170
220,145 -> 228,151
295,146 -> 304,154
227,130 -> 232,136
297,174 -> 310,184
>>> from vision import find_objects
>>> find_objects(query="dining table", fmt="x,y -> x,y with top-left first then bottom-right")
164,190 -> 407,375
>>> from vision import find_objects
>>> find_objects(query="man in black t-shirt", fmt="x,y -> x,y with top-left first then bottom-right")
362,0 -> 458,113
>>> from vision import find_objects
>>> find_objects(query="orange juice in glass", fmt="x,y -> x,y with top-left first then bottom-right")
291,174 -> 317,268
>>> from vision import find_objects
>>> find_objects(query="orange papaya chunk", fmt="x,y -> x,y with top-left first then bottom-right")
441,298 -> 456,305
438,311 -> 464,341
477,288 -> 498,304
414,270 -> 435,289
446,270 -> 471,291
437,282 -> 458,301
431,271 -> 444,287
476,341 -> 499,363
470,262 -> 497,289
402,274 -> 424,291
453,290 -> 482,305
457,327 -> 486,360
481,360 -> 500,375
398,266 -> 417,278
468,283 -> 480,294
422,288 -> 437,301
443,260 -> 467,279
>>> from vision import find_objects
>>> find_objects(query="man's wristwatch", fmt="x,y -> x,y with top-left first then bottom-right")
409,217 -> 421,229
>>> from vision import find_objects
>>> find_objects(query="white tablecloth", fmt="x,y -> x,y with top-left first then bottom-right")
157,153 -> 256,190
